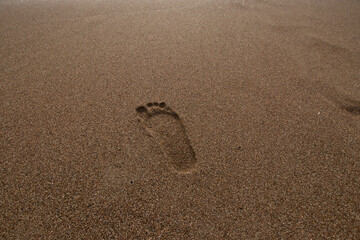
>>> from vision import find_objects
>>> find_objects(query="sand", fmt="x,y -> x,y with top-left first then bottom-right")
1,0 -> 359,238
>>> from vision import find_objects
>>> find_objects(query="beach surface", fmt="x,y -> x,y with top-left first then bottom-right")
1,0 -> 359,238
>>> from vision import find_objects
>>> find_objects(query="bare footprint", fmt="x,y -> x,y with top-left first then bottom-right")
135,102 -> 197,173
329,95 -> 360,115
322,86 -> 360,116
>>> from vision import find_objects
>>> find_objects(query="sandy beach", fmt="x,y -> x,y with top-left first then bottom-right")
1,0 -> 359,238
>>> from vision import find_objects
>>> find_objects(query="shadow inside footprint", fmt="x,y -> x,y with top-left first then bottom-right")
339,103 -> 360,115
135,102 -> 197,173
324,90 -> 360,116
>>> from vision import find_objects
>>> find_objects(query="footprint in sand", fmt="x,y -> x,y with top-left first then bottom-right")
323,87 -> 360,116
135,102 -> 197,173
331,96 -> 360,115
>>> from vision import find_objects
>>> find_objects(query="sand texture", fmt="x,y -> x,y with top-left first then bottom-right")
1,0 -> 360,239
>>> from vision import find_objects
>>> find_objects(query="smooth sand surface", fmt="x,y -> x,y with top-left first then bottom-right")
1,0 -> 360,238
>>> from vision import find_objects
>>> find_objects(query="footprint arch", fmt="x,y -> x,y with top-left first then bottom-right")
136,102 -> 197,173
